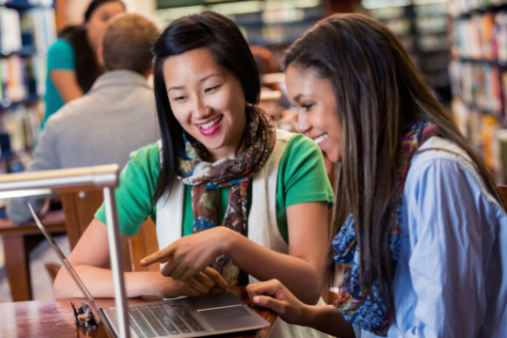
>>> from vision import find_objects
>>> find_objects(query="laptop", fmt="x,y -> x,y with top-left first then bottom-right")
29,205 -> 270,338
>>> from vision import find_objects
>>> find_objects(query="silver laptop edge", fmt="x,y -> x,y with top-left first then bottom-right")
29,205 -> 101,314
28,204 -> 120,337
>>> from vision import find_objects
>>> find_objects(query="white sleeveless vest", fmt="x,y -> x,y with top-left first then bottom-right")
155,129 -> 332,338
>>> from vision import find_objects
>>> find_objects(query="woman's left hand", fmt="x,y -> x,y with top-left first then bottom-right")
246,279 -> 312,326
140,226 -> 234,281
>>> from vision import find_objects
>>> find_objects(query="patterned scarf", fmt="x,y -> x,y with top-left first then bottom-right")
176,107 -> 276,286
332,121 -> 441,336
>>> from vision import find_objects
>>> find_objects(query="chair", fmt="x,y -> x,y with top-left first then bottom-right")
497,185 -> 507,208
0,210 -> 66,301
53,187 -> 159,277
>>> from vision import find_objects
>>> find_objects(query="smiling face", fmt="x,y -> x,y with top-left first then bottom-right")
163,47 -> 247,162
286,64 -> 342,163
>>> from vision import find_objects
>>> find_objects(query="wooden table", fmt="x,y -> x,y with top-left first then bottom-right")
0,286 -> 276,338
0,210 -> 66,302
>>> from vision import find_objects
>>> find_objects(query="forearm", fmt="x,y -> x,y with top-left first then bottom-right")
226,231 -> 322,305
304,305 -> 355,338
53,265 -> 153,299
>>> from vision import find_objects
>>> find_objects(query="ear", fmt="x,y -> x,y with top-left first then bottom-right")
97,45 -> 105,67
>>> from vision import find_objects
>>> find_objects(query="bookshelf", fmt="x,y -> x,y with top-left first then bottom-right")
448,0 -> 507,181
155,0 -> 326,47
0,0 -> 56,172
366,1 -> 452,104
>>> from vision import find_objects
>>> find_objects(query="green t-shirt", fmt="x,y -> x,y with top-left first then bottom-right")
42,39 -> 76,129
95,134 -> 334,243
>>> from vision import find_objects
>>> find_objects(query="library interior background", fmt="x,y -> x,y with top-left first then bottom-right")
0,0 -> 503,303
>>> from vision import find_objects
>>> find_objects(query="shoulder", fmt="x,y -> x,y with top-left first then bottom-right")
44,96 -> 90,126
276,132 -> 333,203
48,39 -> 74,59
49,39 -> 73,54
279,133 -> 322,167
129,142 -> 161,169
284,132 -> 319,152
47,39 -> 75,70
404,137 -> 502,212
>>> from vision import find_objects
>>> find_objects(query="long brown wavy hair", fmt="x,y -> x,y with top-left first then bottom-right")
285,13 -> 503,314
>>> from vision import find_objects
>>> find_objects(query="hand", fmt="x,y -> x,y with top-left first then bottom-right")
246,279 -> 313,326
147,267 -> 227,298
140,227 -> 234,281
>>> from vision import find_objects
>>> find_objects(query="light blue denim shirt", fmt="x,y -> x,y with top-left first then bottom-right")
355,137 -> 507,338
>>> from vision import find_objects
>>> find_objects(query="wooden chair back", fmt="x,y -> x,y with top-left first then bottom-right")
59,189 -> 103,250
58,188 -> 159,272
128,217 -> 160,272
498,185 -> 507,209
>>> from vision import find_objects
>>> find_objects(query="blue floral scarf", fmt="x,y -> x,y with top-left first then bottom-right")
333,121 -> 440,336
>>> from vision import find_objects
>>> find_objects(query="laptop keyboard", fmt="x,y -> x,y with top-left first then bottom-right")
126,301 -> 205,337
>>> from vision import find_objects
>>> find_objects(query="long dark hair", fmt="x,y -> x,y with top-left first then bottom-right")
59,0 -> 125,90
151,11 -> 260,204
285,13 -> 503,314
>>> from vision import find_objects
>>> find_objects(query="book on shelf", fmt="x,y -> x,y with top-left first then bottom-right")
0,7 -> 21,54
451,98 -> 503,179
453,8 -> 507,63
414,2 -> 447,17
0,5 -> 53,104
0,55 -> 26,102
0,0 -> 54,6
0,53 -> 45,104
455,12 -> 498,60
449,0 -> 507,17
494,128 -> 507,183
0,0 -> 54,169
449,60 -> 503,116
368,2 -> 451,101
0,5 -> 56,55
1,105 -> 40,155
20,8 -> 56,53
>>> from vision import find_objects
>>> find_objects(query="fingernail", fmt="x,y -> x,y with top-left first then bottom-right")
140,259 -> 147,265
253,296 -> 260,304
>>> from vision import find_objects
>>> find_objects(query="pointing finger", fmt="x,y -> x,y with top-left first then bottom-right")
140,247 -> 173,266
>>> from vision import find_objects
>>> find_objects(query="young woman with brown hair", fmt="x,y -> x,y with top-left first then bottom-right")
247,13 -> 507,338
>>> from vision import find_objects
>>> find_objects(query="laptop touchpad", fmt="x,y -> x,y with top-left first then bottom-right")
199,306 -> 253,331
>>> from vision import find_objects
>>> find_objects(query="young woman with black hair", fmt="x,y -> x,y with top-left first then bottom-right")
54,11 -> 334,338
42,0 -> 124,129
246,13 -> 507,338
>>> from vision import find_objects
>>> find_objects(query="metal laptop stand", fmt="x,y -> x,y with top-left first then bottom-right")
0,165 -> 130,338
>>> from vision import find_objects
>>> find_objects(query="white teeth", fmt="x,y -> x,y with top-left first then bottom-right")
313,133 -> 328,145
198,116 -> 222,130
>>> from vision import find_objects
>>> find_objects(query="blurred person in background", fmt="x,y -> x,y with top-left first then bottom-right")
250,45 -> 296,130
250,45 -> 280,92
41,0 -> 125,131
7,13 -> 160,224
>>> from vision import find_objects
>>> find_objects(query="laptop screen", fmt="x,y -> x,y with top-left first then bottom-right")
29,204 -> 103,323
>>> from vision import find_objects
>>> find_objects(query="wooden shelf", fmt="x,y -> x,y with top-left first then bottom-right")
1,0 -> 52,10
0,46 -> 38,57
459,58 -> 507,68
0,95 -> 41,110
454,2 -> 507,18
463,101 -> 506,123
